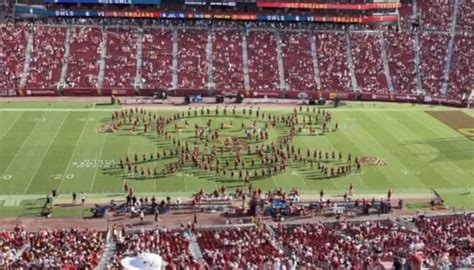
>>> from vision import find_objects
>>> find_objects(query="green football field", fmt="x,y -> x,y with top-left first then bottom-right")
0,101 -> 473,215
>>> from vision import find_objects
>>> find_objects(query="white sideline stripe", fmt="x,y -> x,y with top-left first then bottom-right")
0,107 -> 465,112
0,108 -> 118,112
0,112 -> 47,177
0,187 -> 470,199
23,112 -> 70,194
56,111 -> 91,193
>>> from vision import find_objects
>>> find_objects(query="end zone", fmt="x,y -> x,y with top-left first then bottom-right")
426,111 -> 474,140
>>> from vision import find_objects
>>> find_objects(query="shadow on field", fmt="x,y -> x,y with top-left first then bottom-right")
402,137 -> 474,162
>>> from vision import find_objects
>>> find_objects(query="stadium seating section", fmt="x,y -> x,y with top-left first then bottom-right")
1,213 -> 472,268
103,28 -> 137,89
0,23 -> 28,91
140,28 -> 173,90
212,29 -> 245,90
65,27 -> 101,89
26,26 -> 66,89
0,0 -> 471,99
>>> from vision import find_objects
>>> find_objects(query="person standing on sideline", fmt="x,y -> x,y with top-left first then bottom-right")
72,192 -> 77,204
81,192 -> 86,205
154,207 -> 160,223
140,210 -> 145,221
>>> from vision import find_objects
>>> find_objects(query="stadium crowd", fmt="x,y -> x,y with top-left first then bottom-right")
212,29 -> 245,90
272,214 -> 473,269
198,226 -> 283,269
247,30 -> 280,91
177,29 -> 208,89
140,28 -> 173,90
26,26 -> 65,89
315,32 -> 352,93
0,23 -> 28,92
384,30 -> 417,95
108,226 -> 198,269
103,28 -> 137,88
350,32 -> 388,93
65,27 -> 102,89
0,20 -> 471,99
2,227 -> 104,269
280,31 -> 317,91
1,212 -> 472,269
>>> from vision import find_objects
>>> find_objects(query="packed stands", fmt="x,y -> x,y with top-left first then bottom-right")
108,228 -> 197,269
273,222 -> 354,268
0,19 -> 471,100
1,213 -> 472,269
456,0 -> 474,32
11,228 -> 104,269
177,28 -> 208,89
315,32 -> 352,92
272,213 -> 473,269
418,0 -> 454,31
26,26 -> 65,90
247,30 -> 280,91
413,214 -> 473,268
398,0 -> 414,30
385,30 -> 417,94
447,34 -> 473,98
419,33 -> 449,96
212,29 -> 245,90
140,28 -> 173,90
197,226 -> 282,269
0,23 -> 28,92
280,31 -> 317,91
0,226 -> 26,267
65,27 -> 102,89
350,32 -> 388,93
103,28 -> 137,88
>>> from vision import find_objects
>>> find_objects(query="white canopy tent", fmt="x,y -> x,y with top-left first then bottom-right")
121,253 -> 166,270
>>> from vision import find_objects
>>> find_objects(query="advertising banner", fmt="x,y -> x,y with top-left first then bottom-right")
15,5 -> 398,23
173,89 -> 210,97
23,89 -> 58,96
0,89 -> 18,97
63,88 -> 99,96
257,2 -> 401,10
100,88 -> 135,96
210,0 -> 236,6
394,94 -> 418,102
44,0 -> 160,5
140,89 -> 166,96
185,0 -> 207,5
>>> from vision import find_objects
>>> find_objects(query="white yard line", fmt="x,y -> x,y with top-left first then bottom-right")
298,173 -> 310,191
56,112 -> 91,193
0,112 -> 46,177
270,175 -> 279,190
0,111 -> 24,141
89,133 -> 109,192
23,112 -> 70,194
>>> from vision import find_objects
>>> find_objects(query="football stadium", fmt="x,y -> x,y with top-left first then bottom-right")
0,0 -> 473,269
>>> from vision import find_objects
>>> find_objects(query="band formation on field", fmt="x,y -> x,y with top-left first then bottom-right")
106,106 -> 369,185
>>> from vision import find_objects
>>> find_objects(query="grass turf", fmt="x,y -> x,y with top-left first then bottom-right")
0,101 -> 473,216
